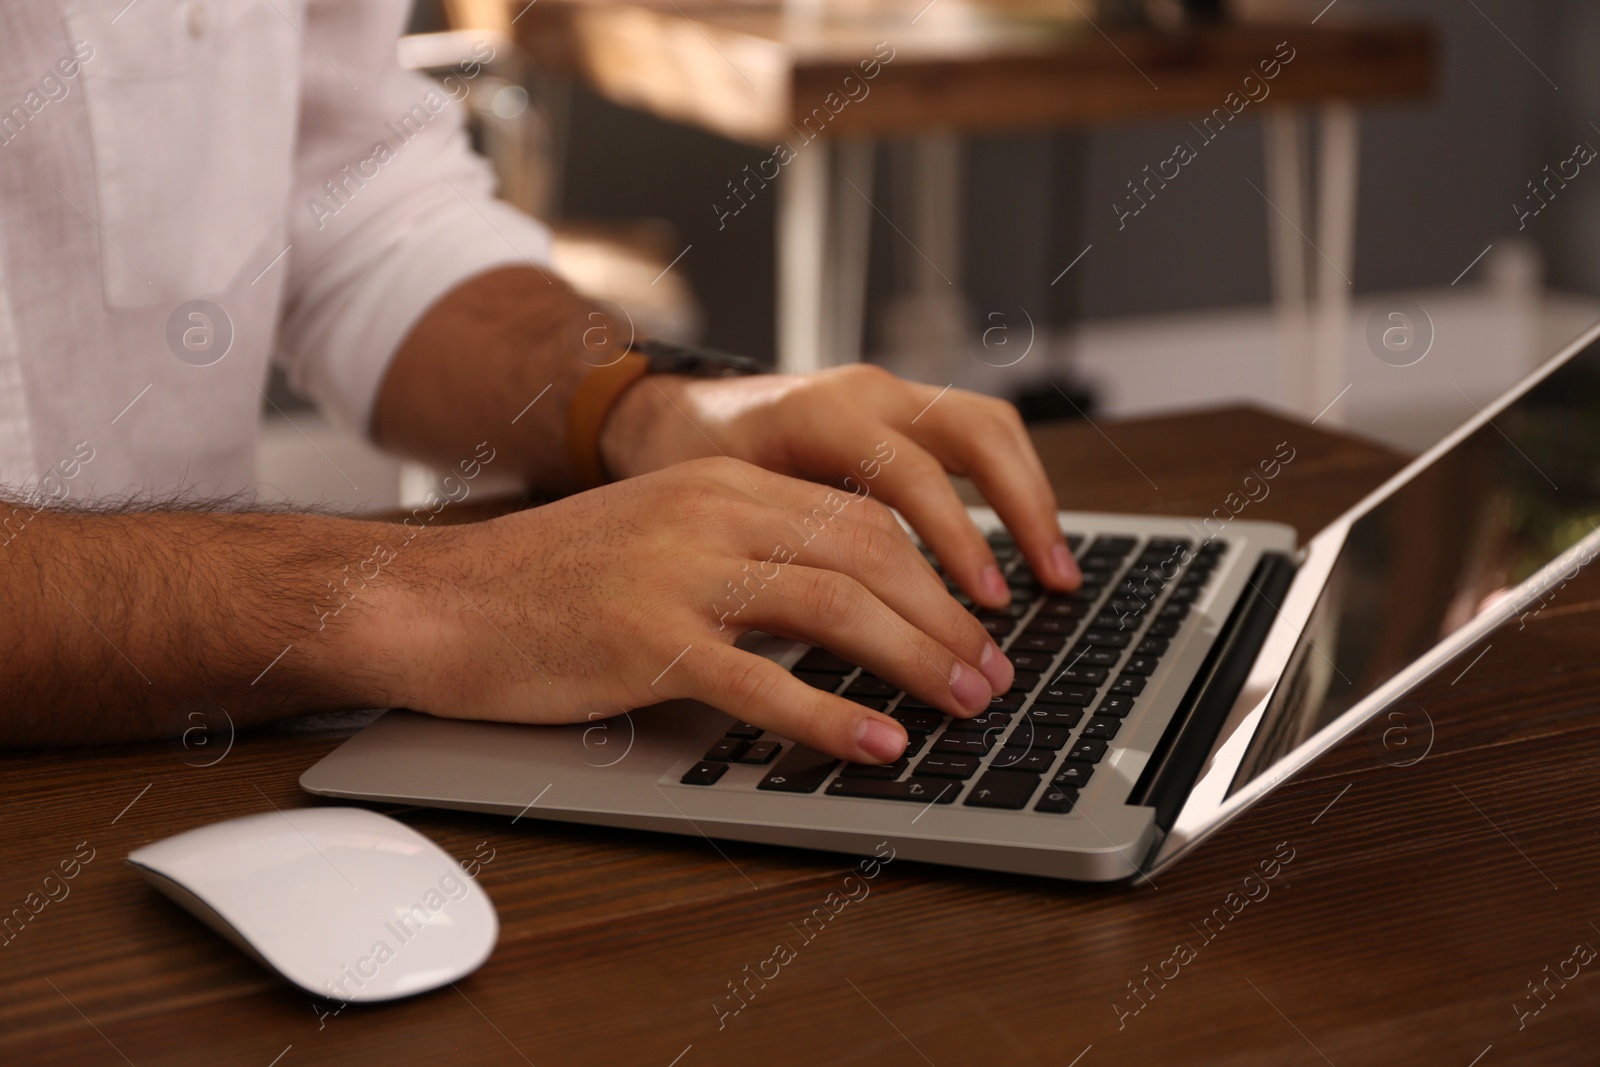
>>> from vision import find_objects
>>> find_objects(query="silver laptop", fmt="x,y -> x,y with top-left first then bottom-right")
303,320 -> 1600,882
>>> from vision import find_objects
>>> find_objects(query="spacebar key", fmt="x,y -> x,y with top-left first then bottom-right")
757,744 -> 839,793
826,777 -> 960,804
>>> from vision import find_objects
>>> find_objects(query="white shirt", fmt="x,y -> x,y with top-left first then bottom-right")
0,0 -> 551,502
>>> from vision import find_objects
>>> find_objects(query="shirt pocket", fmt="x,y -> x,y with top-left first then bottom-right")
63,0 -> 301,308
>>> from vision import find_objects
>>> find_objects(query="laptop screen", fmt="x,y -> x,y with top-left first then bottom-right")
1229,335 -> 1600,793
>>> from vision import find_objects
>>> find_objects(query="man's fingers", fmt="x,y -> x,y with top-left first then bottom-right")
832,430 -> 1013,609
735,565 -> 996,721
682,644 -> 909,763
912,394 -> 1080,591
776,509 -> 1011,694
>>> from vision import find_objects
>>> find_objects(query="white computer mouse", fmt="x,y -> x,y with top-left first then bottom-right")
127,807 -> 498,1002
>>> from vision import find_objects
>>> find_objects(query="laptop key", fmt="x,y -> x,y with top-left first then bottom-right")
1146,619 -> 1180,638
986,691 -> 1028,713
1111,675 -> 1147,696
1080,716 -> 1122,741
838,759 -> 908,780
915,754 -> 981,780
1053,665 -> 1108,686
680,761 -> 728,786
1006,650 -> 1054,674
1008,670 -> 1042,694
826,777 -> 960,803
725,721 -> 764,739
1023,615 -> 1079,634
891,709 -> 945,734
1069,646 -> 1122,668
704,739 -> 748,762
944,710 -> 1014,734
1053,763 -> 1094,789
1094,695 -> 1136,718
845,674 -> 898,698
1136,637 -> 1170,656
991,747 -> 1055,774
1146,536 -> 1193,553
1085,536 -> 1137,556
1080,630 -> 1131,649
1035,786 -> 1079,813
758,745 -> 840,793
795,648 -> 854,674
795,671 -> 844,693
1025,706 -> 1083,729
737,740 -> 783,764
932,733 -> 997,756
965,770 -> 1042,810
981,617 -> 1018,637
1014,633 -> 1067,653
1122,656 -> 1159,676
1066,739 -> 1108,764
1035,685 -> 1095,706
1005,725 -> 1071,751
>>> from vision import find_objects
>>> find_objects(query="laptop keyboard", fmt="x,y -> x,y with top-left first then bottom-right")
679,531 -> 1228,815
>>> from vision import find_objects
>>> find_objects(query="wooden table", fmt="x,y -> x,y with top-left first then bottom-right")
8,406 -> 1600,1065
481,0 -> 1435,418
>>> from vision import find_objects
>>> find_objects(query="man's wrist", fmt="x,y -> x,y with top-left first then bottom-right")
598,372 -> 694,482
339,523 -> 470,714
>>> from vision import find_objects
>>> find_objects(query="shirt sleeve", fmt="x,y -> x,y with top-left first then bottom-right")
275,0 -> 552,435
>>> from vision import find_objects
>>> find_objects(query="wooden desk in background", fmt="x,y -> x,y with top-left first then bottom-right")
468,0 -> 1435,420
6,406 -> 1599,1065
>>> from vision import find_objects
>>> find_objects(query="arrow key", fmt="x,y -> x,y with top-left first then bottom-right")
963,769 -> 1042,810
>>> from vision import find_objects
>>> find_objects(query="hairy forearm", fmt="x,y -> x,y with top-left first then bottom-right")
0,507 -> 424,747
372,265 -> 631,493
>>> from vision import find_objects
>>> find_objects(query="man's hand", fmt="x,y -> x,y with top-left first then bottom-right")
393,458 -> 1015,764
601,364 -> 1081,609
375,268 -> 1078,610
2,269 -> 1071,757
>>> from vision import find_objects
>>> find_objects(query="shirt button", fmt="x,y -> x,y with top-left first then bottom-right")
186,2 -> 208,38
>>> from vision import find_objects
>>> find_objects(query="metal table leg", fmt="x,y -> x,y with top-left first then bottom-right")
776,138 -> 877,373
1264,103 -> 1359,424
777,141 -> 831,374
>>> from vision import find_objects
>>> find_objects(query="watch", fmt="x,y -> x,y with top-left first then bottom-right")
563,338 -> 765,488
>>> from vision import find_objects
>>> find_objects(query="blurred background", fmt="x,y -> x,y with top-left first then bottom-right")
259,0 -> 1600,512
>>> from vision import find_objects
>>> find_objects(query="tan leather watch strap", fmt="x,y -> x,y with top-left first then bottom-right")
564,352 -> 651,489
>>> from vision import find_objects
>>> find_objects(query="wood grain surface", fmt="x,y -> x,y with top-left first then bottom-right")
6,405 -> 1599,1066
506,2 -> 1435,144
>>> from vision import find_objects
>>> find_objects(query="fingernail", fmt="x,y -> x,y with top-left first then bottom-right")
949,661 -> 992,713
980,565 -> 1009,604
856,718 -> 907,763
979,642 -> 1013,693
1052,543 -> 1081,586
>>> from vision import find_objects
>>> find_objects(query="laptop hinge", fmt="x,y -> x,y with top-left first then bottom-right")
1130,551 -> 1298,831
